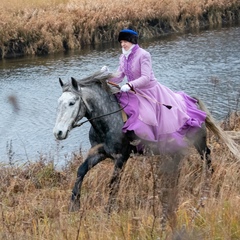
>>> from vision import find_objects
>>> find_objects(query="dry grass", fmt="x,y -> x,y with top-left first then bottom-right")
0,0 -> 239,58
0,113 -> 240,239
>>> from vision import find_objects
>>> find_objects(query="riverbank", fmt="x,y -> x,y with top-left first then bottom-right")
1,113 -> 240,239
0,0 -> 239,59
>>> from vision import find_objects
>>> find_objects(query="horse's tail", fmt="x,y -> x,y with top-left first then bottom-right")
196,97 -> 240,160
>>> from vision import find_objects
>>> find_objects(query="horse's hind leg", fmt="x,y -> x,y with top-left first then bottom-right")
157,153 -> 182,231
188,125 -> 213,214
188,125 -> 212,171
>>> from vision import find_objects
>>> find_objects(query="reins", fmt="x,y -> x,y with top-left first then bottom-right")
108,81 -> 172,110
72,80 -> 172,128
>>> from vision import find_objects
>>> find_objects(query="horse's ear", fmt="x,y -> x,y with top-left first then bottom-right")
71,77 -> 79,91
59,78 -> 64,87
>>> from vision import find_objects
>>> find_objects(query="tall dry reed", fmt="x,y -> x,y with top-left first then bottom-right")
0,0 -> 239,58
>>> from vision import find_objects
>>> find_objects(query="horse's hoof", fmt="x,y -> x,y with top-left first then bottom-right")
69,200 -> 80,212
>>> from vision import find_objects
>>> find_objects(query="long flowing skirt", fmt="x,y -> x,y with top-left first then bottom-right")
115,82 -> 206,152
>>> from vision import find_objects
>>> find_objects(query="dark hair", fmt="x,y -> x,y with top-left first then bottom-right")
118,29 -> 138,44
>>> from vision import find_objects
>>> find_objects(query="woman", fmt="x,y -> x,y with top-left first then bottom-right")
110,29 -> 206,152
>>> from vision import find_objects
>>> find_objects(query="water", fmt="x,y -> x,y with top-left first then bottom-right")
0,26 -> 239,164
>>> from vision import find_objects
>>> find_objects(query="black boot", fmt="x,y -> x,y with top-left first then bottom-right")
126,130 -> 141,146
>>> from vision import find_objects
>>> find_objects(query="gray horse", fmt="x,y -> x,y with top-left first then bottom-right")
53,69 -> 239,216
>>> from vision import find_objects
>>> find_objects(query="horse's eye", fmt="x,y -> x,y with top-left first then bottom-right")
69,101 -> 75,106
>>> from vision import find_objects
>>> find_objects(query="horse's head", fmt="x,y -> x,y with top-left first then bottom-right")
53,77 -> 86,140
53,68 -> 118,140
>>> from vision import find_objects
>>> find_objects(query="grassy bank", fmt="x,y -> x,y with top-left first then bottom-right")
0,0 -> 239,58
0,112 -> 240,239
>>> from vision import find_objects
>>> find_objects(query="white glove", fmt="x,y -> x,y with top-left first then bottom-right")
100,66 -> 109,73
121,84 -> 131,92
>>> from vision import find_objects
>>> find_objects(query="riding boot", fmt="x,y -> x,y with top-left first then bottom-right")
126,130 -> 141,146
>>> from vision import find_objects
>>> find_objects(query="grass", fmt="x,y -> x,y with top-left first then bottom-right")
0,112 -> 240,239
1,1 -> 240,238
0,0 -> 239,58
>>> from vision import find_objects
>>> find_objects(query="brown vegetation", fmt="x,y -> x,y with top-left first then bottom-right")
0,0 -> 239,58
0,112 -> 240,239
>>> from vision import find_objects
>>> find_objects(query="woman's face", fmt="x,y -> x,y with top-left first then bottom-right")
120,40 -> 133,51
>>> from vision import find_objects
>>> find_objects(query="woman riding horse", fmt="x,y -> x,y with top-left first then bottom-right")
110,28 -> 207,153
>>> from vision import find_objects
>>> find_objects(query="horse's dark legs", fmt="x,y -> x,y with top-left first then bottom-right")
194,137 -> 212,171
158,153 -> 182,231
106,156 -> 128,214
69,144 -> 107,212
188,125 -> 212,171
189,126 -> 213,218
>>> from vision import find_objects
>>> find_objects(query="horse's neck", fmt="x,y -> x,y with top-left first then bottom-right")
85,86 -> 120,119
83,87 -> 122,137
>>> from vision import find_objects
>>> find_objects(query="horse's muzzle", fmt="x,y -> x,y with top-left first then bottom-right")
53,128 -> 69,140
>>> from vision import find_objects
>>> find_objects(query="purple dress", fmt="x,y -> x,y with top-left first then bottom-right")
110,44 -> 206,152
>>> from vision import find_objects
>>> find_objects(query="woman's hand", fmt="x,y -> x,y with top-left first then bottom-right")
121,84 -> 131,92
100,66 -> 110,73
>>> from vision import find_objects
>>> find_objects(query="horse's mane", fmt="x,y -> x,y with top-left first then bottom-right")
77,70 -> 116,94
61,70 -> 119,94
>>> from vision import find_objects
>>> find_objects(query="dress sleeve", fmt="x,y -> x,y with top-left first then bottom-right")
109,55 -> 125,84
130,51 -> 152,89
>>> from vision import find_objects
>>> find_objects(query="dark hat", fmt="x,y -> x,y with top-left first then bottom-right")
118,29 -> 138,44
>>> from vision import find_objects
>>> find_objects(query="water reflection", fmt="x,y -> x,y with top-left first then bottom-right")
0,26 -> 239,164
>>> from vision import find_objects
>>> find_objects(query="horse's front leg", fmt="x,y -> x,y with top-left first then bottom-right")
69,144 -> 107,212
106,155 -> 128,214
